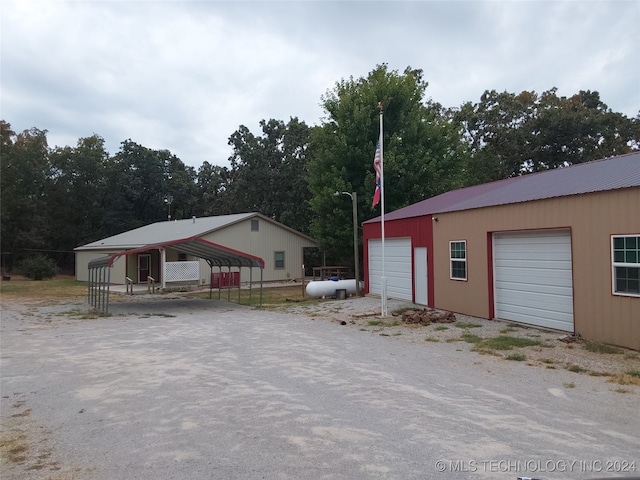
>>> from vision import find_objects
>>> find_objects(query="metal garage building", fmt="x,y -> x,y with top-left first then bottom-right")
363,152 -> 640,350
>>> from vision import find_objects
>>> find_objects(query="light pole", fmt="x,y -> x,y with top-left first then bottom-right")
164,195 -> 173,221
335,191 -> 360,296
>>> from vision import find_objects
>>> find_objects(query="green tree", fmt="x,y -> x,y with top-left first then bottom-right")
307,64 -> 468,263
107,140 -> 197,233
0,122 -> 51,271
47,135 -> 111,253
225,117 -> 313,234
195,161 -> 233,217
456,88 -> 639,184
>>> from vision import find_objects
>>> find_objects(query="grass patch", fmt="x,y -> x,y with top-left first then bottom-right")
583,342 -> 624,355
564,382 -> 576,388
505,353 -> 526,361
188,284 -> 316,307
477,336 -> 541,351
627,369 -> 640,378
433,325 -> 449,331
460,332 -> 483,344
566,364 -> 588,373
455,322 -> 483,329
0,432 -> 28,463
0,276 -> 87,301
425,337 -> 440,342
59,309 -> 111,319
608,373 -> 640,386
499,327 -> 517,334
140,313 -> 177,318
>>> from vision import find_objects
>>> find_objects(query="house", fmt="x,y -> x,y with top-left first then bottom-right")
363,152 -> 640,350
75,212 -> 318,287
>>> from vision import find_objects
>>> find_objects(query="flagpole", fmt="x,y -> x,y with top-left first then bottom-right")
379,102 -> 387,317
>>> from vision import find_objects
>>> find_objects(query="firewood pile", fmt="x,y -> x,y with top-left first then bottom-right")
397,308 -> 456,325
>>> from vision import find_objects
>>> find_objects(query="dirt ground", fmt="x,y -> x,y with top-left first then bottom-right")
276,295 -> 640,385
1,290 -> 639,480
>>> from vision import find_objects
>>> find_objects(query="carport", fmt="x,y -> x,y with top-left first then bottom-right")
87,236 -> 265,313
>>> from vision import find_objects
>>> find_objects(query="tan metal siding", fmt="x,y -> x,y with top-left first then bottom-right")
75,250 -> 126,283
202,218 -> 316,282
433,188 -> 640,350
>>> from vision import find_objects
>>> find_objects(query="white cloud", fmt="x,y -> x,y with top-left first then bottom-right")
2,0 -> 638,168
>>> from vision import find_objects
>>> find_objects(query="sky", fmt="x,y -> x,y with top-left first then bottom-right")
2,0 -> 639,169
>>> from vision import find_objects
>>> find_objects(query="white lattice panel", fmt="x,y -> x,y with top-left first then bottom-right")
165,261 -> 199,282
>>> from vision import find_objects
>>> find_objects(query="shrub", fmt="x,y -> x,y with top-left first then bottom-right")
18,254 -> 58,280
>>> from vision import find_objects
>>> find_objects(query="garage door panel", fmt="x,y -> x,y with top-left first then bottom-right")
494,231 -> 574,332
497,301 -> 573,319
495,280 -> 573,297
495,304 -> 573,331
495,269 -> 573,287
368,238 -> 412,301
496,288 -> 574,311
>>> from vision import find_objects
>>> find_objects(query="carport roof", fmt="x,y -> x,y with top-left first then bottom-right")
88,236 -> 265,269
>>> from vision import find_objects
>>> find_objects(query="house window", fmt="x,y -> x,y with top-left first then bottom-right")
251,219 -> 259,232
612,235 -> 640,296
178,253 -> 187,261
450,240 -> 467,280
274,251 -> 285,269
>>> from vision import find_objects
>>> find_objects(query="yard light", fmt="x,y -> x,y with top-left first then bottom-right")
164,195 -> 173,221
334,191 -> 361,296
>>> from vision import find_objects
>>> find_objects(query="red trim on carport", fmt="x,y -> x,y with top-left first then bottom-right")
104,236 -> 265,268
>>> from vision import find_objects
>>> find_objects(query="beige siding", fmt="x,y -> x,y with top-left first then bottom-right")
75,250 -> 127,283
433,188 -> 640,350
203,218 -> 316,282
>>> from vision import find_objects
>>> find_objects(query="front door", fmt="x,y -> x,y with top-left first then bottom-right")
138,254 -> 151,283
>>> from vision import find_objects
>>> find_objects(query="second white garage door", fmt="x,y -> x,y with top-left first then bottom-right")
368,238 -> 412,301
493,230 -> 574,332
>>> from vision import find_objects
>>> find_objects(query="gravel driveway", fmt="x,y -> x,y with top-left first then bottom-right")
1,294 -> 639,480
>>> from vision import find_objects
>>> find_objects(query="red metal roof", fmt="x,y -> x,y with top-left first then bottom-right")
365,151 -> 640,223
88,236 -> 265,269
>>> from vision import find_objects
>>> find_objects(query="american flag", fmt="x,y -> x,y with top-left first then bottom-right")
371,141 -> 381,207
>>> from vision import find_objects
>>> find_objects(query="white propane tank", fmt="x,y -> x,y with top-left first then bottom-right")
306,279 -> 358,297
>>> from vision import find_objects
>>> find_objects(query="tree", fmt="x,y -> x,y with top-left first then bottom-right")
307,64 -> 469,264
47,135 -> 111,254
107,140 -> 197,233
195,161 -> 233,216
224,117 -> 313,234
456,88 -> 640,184
0,123 -> 51,271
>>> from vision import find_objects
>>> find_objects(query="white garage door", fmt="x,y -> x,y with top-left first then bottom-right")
368,238 -> 412,301
494,230 -> 574,332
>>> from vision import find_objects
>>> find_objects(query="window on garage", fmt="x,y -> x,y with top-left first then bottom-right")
612,235 -> 640,296
274,251 -> 285,269
450,240 -> 467,280
251,219 -> 259,232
